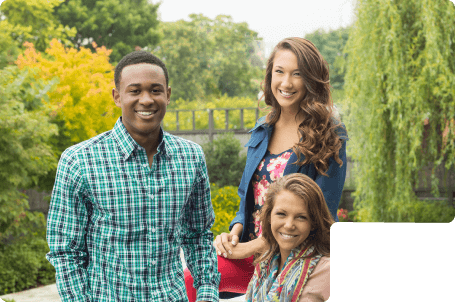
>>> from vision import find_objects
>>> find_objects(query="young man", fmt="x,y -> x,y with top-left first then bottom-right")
46,51 -> 220,302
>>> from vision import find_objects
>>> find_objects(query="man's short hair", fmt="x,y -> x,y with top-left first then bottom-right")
114,51 -> 169,89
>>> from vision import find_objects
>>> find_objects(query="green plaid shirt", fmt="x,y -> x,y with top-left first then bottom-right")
46,118 -> 220,302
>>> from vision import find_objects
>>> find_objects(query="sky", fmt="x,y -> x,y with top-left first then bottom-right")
157,0 -> 357,56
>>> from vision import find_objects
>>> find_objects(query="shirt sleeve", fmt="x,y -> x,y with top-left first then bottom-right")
298,257 -> 330,302
181,150 -> 221,302
46,150 -> 92,302
314,139 -> 347,221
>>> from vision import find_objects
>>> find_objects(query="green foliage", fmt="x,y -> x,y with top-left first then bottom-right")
343,0 -> 455,221
55,0 -> 161,62
355,199 -> 455,223
305,27 -> 350,90
0,65 -> 57,293
164,95 -> 265,131
210,184 -> 241,237
202,133 -> 247,188
0,211 -> 55,294
0,21 -> 21,69
0,0 -> 76,52
154,14 -> 264,101
0,66 -> 58,236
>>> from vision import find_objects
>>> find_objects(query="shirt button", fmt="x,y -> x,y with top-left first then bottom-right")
151,260 -> 156,265
151,227 -> 156,233
149,194 -> 154,200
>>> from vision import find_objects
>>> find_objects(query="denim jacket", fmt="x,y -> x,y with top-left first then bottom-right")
229,116 -> 349,242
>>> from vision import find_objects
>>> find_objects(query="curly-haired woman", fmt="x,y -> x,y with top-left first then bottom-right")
184,37 -> 348,301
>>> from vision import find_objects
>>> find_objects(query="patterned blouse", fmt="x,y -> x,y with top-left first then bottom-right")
249,148 -> 294,240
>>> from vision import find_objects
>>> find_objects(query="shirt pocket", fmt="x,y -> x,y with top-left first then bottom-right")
245,136 -> 262,148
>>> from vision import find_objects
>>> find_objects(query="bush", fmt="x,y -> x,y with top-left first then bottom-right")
202,132 -> 247,188
412,200 -> 455,223
0,211 -> 55,294
211,184 -> 241,237
355,199 -> 455,222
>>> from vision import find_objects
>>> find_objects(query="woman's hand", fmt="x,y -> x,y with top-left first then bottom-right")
226,242 -> 254,259
214,232 -> 239,258
214,234 -> 269,260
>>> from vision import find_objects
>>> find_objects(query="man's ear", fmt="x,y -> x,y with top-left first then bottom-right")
113,88 -> 121,108
166,86 -> 171,106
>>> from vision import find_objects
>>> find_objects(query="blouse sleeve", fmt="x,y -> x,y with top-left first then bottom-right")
298,257 -> 330,302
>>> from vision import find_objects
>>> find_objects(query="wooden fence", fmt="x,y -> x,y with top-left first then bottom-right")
164,107 -> 261,142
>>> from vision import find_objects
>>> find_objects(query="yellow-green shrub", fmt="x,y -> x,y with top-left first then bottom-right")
210,184 -> 240,237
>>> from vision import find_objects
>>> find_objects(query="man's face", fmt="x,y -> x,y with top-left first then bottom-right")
113,63 -> 171,141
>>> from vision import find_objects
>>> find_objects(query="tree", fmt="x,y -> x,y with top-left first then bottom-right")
16,39 -> 120,146
305,27 -> 350,90
0,65 -> 58,242
0,20 -> 21,68
55,0 -> 161,62
0,0 -> 76,53
153,14 -> 264,102
0,68 -> 58,294
343,0 -> 455,221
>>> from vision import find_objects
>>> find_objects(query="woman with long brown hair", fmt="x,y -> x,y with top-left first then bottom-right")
246,173 -> 333,301
184,37 -> 348,300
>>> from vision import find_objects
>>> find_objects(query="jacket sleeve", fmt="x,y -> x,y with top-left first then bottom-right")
181,149 -> 221,302
314,139 -> 347,222
229,179 -> 247,232
229,133 -> 262,239
46,150 -> 92,302
230,117 -> 267,240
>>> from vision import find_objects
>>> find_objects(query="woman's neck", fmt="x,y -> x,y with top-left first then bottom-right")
276,109 -> 305,128
277,250 -> 291,275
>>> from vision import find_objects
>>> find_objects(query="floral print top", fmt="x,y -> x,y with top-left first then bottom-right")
249,148 -> 293,240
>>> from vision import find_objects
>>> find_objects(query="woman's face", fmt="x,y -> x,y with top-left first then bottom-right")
271,49 -> 307,114
270,189 -> 312,259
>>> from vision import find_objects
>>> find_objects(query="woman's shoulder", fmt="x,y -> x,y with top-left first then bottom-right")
330,116 -> 349,141
297,256 -> 330,302
315,256 -> 330,271
249,116 -> 269,133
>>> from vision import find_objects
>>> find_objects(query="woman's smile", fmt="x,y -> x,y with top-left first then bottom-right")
278,232 -> 298,239
278,89 -> 297,98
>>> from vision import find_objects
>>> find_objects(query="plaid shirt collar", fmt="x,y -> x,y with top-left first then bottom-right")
111,117 -> 173,161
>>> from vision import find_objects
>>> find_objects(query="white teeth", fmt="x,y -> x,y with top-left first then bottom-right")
137,111 -> 153,116
279,90 -> 295,96
280,232 -> 296,239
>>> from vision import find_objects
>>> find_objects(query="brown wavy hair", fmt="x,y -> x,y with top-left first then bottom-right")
262,37 -> 343,176
255,173 -> 334,265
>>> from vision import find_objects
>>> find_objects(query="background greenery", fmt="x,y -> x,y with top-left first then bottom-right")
0,0 -> 454,294
341,0 -> 455,222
